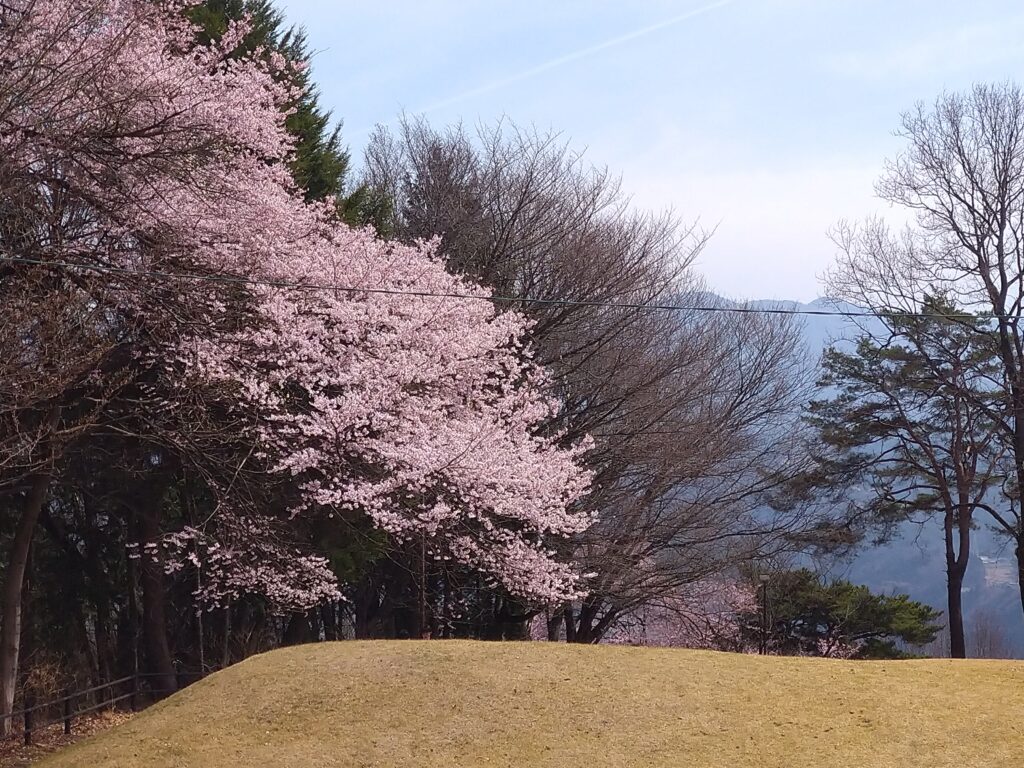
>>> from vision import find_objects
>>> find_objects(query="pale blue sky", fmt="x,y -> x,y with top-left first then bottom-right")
277,0 -> 1024,301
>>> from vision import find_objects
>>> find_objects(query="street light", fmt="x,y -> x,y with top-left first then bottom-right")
759,574 -> 770,655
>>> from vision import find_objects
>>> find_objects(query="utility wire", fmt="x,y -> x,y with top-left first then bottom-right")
0,255 -> 999,321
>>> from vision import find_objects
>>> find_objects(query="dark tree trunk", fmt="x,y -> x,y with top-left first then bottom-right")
1012,378 -> 1024,621
478,593 -> 502,641
546,610 -> 563,641
18,547 -> 34,731
488,597 -> 531,640
570,599 -> 602,643
40,503 -> 116,685
946,570 -> 966,659
0,469 -> 51,736
1016,539 -> 1024,619
92,586 -> 114,685
943,505 -> 970,659
83,497 -> 114,684
417,535 -> 430,639
196,601 -> 205,676
137,499 -> 176,697
74,604 -> 100,685
221,605 -> 231,669
563,605 -> 577,643
282,612 -> 312,646
353,575 -> 380,639
125,534 -> 141,689
321,603 -> 338,641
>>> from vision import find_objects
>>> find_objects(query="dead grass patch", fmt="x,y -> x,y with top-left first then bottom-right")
34,641 -> 1024,767
2,709 -> 132,768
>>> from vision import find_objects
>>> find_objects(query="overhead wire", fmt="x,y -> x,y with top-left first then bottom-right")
0,255 -> 1003,321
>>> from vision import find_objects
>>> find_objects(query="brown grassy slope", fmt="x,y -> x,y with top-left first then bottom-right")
37,640 -> 1024,768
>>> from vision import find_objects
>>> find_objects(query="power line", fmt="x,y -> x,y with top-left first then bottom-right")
0,255 -> 998,321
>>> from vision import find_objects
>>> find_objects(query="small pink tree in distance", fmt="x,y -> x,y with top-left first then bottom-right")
533,579 -> 758,650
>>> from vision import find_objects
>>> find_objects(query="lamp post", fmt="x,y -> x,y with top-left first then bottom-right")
759,574 -> 770,655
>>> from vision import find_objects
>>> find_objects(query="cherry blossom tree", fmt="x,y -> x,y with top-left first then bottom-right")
594,579 -> 759,652
177,228 -> 594,604
158,513 -> 341,612
1,0 -> 315,719
1,0 -> 591,727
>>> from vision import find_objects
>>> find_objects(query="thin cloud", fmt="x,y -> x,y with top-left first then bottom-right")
416,0 -> 736,114
827,17 -> 1024,81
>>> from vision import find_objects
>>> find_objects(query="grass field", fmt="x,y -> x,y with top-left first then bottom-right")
36,641 -> 1024,767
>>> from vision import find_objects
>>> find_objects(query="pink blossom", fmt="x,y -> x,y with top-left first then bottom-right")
599,580 -> 759,652
2,0 -> 593,606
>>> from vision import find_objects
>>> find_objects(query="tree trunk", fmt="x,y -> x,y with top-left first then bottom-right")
0,470 -> 51,736
353,575 -> 380,639
125,532 -> 141,689
570,599 -> 600,643
493,596 -> 530,640
137,499 -> 176,698
943,505 -> 970,659
282,612 -> 312,646
83,497 -> 114,685
946,569 -> 966,659
546,610 -> 563,641
321,603 -> 338,641
1016,538 -> 1024,619
563,605 -> 577,643
196,600 -> 205,676
41,502 -> 115,685
221,605 -> 231,669
1013,384 -> 1024,619
417,534 -> 429,639
92,586 -> 114,685
17,547 -> 34,736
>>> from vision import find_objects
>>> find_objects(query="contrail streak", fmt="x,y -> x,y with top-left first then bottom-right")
416,0 -> 736,114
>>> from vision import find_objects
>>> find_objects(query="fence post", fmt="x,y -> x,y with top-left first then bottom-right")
130,673 -> 138,712
63,689 -> 72,735
23,689 -> 34,746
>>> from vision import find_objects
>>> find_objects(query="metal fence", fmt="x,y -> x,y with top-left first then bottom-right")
2,672 -> 180,746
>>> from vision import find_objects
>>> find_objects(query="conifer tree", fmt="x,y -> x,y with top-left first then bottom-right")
809,296 -> 1007,657
190,0 -> 386,223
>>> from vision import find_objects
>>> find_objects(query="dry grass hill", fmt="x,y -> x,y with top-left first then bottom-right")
37,640 -> 1024,767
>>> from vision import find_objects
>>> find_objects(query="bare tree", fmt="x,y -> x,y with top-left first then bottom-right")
969,608 -> 1015,659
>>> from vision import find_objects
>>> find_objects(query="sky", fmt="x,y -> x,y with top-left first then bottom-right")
276,0 -> 1024,302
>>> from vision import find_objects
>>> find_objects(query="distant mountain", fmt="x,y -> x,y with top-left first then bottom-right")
744,297 -> 878,352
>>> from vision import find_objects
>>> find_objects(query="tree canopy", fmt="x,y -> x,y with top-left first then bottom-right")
750,569 -> 942,659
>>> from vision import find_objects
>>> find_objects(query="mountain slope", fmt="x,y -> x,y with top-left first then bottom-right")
38,641 -> 1024,768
